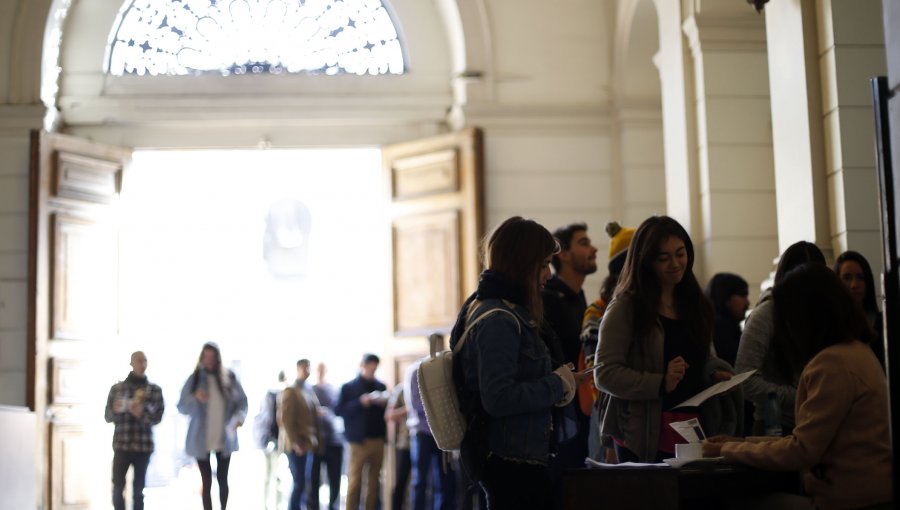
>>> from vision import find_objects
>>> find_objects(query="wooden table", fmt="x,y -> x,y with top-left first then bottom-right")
563,463 -> 801,510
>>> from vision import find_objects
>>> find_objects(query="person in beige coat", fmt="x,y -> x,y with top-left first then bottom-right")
280,359 -> 321,510
703,264 -> 892,510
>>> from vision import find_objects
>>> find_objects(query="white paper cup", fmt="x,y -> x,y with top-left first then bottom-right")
675,442 -> 704,459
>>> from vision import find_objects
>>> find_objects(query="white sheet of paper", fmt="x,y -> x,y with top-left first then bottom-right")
669,417 -> 706,443
584,458 -> 667,468
671,369 -> 756,409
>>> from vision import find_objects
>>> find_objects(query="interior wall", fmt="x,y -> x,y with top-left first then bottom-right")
819,0 -> 887,273
483,127 -> 615,294
0,125 -> 31,406
617,0 -> 666,239
886,1 -> 900,245
0,0 -> 52,407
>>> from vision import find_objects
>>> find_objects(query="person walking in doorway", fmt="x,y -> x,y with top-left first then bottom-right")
104,351 -> 164,510
177,342 -> 248,510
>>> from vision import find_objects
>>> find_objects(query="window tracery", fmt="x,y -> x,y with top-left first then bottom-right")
106,0 -> 405,76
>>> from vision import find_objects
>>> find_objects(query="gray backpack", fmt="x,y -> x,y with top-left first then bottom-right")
416,301 -> 521,451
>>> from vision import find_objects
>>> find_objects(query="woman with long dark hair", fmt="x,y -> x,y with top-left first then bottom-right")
735,241 -> 826,435
704,273 -> 750,367
450,216 -> 586,509
177,342 -> 248,510
594,215 -> 729,463
704,264 -> 891,510
834,250 -> 885,367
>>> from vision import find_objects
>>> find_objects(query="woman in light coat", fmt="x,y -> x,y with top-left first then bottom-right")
735,241 -> 826,435
177,342 -> 248,510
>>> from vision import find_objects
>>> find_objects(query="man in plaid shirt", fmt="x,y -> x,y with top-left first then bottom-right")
104,351 -> 165,510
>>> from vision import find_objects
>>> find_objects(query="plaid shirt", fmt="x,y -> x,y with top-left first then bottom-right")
104,374 -> 165,452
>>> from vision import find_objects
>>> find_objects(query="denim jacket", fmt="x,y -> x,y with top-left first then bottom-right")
457,299 -> 564,464
177,370 -> 248,459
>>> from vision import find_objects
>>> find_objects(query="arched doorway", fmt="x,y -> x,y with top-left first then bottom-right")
28,1 -> 487,508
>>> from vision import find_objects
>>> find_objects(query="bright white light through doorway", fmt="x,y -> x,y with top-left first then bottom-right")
113,148 -> 390,507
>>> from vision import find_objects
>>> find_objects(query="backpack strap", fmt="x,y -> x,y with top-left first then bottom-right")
452,299 -> 522,356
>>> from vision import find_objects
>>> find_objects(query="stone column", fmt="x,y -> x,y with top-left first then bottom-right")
653,0 -> 704,263
764,0 -> 833,260
818,0 -> 887,271
682,5 -> 779,293
0,105 -> 44,407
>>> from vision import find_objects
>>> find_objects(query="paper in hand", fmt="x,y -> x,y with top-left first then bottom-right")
670,369 -> 756,410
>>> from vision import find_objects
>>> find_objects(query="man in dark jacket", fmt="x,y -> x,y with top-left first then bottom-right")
542,223 -> 598,505
104,351 -> 165,510
543,222 -> 598,367
335,353 -> 387,510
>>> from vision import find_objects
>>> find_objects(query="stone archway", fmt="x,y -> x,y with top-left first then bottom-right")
610,0 -> 666,228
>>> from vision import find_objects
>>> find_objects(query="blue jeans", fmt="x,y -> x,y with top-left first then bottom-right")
308,444 -> 344,510
112,450 -> 151,510
410,434 -> 456,510
392,447 -> 411,510
287,451 -> 309,510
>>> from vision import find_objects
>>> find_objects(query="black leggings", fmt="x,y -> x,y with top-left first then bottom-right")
197,452 -> 231,510
479,455 -> 552,510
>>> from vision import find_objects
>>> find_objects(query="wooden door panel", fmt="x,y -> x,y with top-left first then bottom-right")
390,148 -> 459,199
51,215 -> 118,341
383,127 -> 484,346
29,130 -> 131,510
392,211 -> 461,335
53,151 -> 122,204
51,424 -> 91,509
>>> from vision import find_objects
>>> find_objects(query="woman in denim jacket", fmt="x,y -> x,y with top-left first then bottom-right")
177,342 -> 248,510
450,216 -> 585,510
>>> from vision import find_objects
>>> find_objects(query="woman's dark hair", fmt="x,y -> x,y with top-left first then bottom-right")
772,263 -> 874,378
599,272 -> 620,304
191,342 -> 232,395
704,273 -> 749,319
614,215 -> 713,349
483,216 -> 559,321
774,241 -> 826,285
833,250 -> 878,313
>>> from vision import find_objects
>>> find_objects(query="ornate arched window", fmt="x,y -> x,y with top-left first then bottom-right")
105,0 -> 406,76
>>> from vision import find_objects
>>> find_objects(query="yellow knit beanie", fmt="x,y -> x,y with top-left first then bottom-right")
606,221 -> 635,272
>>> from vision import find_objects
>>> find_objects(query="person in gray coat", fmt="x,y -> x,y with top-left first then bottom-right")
177,342 -> 248,510
735,241 -> 826,435
595,216 -> 733,463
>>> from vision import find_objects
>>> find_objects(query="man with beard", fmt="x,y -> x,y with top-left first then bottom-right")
542,223 -> 598,503
543,223 -> 599,367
